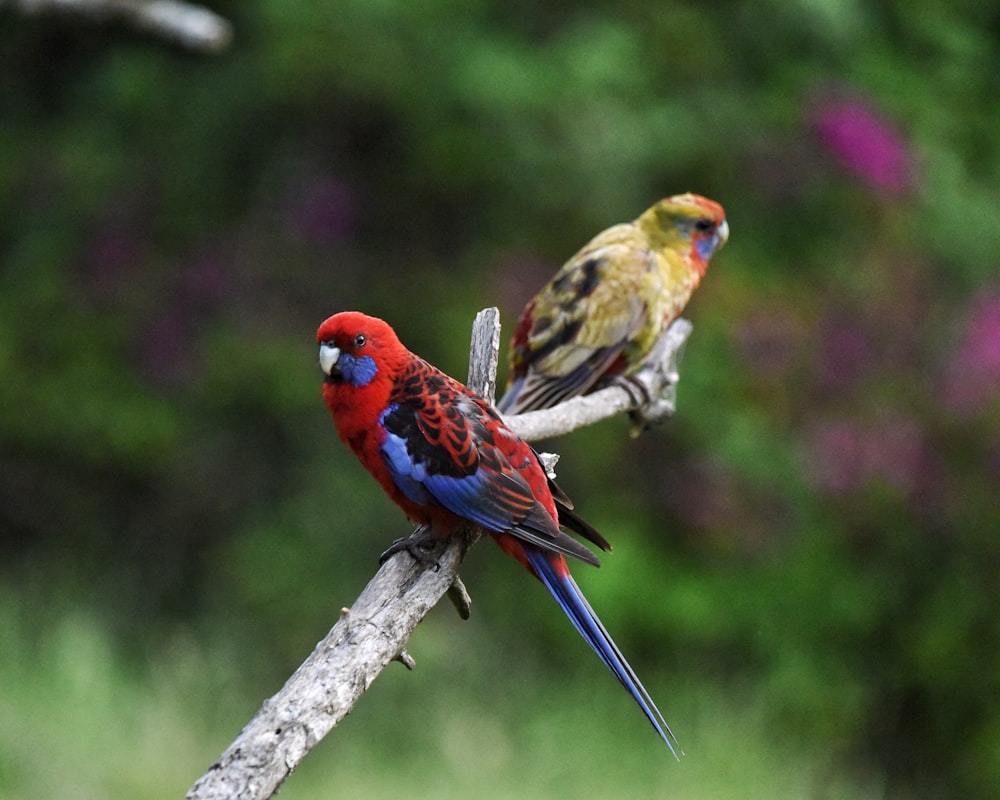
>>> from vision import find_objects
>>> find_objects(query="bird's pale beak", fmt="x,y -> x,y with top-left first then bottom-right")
717,219 -> 730,246
319,343 -> 341,376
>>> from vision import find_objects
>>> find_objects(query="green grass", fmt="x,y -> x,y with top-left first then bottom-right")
0,598 -> 890,800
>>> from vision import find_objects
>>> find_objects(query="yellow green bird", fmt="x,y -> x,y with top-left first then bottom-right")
497,193 -> 729,414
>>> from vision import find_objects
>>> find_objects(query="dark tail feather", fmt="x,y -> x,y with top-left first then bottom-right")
495,378 -> 521,414
524,548 -> 680,757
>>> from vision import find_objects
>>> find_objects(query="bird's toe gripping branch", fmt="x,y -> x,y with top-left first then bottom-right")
379,524 -> 476,621
621,318 -> 693,436
378,524 -> 445,568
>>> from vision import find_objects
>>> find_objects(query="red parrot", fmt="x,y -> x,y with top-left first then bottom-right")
318,311 -> 678,754
498,193 -> 728,414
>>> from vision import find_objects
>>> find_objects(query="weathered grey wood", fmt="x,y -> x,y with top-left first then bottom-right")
467,306 -> 501,405
184,532 -> 470,800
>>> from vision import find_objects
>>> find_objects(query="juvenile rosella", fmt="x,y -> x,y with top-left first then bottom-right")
498,193 -> 728,414
318,311 -> 678,753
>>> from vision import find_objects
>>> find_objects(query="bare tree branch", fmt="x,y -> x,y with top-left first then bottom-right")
467,306 -> 501,406
185,308 -> 691,799
184,530 -> 474,800
5,0 -> 233,52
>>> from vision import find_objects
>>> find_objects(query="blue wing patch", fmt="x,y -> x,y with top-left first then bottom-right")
377,389 -> 601,566
380,421 -> 432,506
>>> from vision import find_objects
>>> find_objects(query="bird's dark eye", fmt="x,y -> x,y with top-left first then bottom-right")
694,218 -> 716,233
353,333 -> 367,348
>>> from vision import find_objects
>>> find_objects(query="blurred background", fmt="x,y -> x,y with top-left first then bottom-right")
2,2 -> 999,798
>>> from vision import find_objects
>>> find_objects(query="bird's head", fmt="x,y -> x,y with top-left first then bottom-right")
317,311 -> 401,388
643,193 -> 729,269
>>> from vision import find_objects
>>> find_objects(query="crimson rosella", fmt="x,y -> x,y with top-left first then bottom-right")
318,311 -> 678,753
498,193 -> 728,414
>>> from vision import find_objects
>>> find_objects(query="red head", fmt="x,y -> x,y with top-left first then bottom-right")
647,193 -> 729,276
317,312 -> 410,436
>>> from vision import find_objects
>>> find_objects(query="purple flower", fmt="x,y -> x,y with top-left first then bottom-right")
80,222 -> 147,304
180,251 -> 230,308
733,308 -> 803,379
90,229 -> 140,275
944,290 -> 1000,415
137,305 -> 193,387
806,413 -> 927,496
807,419 -> 868,495
814,315 -> 875,393
812,95 -> 914,195
488,253 -> 559,321
284,175 -> 356,244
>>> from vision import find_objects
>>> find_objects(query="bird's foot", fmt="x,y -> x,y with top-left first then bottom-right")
606,373 -> 668,436
609,373 -> 655,408
382,526 -> 478,620
379,525 -> 444,570
618,319 -> 691,436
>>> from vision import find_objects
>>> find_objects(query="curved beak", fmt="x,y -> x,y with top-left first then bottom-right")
319,343 -> 341,376
716,219 -> 729,246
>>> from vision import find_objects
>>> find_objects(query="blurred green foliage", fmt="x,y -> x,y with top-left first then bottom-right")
2,1 -> 1000,797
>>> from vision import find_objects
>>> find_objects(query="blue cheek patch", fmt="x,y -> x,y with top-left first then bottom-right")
696,233 -> 721,261
342,354 -> 378,387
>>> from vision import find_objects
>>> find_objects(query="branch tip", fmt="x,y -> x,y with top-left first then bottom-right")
393,650 -> 417,670
446,576 -> 473,620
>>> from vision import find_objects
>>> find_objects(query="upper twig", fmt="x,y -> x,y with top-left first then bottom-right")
5,0 -> 233,52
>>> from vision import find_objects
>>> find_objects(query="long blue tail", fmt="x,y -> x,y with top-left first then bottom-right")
524,548 -> 680,757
